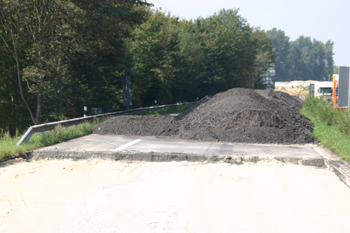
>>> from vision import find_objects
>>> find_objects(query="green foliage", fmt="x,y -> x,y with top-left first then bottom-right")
2,4 -> 333,139
312,120 -> 350,162
129,8 -> 275,106
266,28 -> 291,81
0,0 -> 149,134
69,0 -> 151,114
250,28 -> 276,89
266,28 -> 334,82
0,103 -> 188,161
0,120 -> 100,161
0,0 -> 89,124
128,10 -> 183,106
302,97 -> 350,135
333,65 -> 339,74
289,37 -> 333,81
301,99 -> 350,161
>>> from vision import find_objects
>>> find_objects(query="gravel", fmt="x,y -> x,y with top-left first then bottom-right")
93,88 -> 317,144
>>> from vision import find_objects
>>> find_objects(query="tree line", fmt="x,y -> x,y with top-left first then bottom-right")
129,9 -> 275,107
1,0 -> 150,136
0,1 -> 333,137
266,28 -> 334,82
0,1 -> 275,136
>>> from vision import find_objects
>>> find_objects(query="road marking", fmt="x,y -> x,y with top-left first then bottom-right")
112,139 -> 142,152
313,146 -> 325,157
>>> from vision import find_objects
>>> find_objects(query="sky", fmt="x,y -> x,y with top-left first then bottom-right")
149,0 -> 350,66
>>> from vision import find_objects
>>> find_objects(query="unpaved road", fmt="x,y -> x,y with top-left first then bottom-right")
1,159 -> 350,233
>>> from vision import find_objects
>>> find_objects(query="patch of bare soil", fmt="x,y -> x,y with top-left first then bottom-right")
93,88 -> 317,144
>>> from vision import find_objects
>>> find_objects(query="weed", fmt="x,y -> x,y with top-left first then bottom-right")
0,104 -> 193,162
0,120 -> 100,161
301,97 -> 350,162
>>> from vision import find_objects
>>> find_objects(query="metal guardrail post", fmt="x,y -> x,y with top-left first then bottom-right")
17,127 -> 33,145
16,102 -> 196,145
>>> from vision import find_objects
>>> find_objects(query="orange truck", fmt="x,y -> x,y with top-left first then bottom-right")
333,74 -> 339,107
332,74 -> 347,108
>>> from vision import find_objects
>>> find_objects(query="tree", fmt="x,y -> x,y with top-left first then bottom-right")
128,10 -> 188,106
250,28 -> 275,88
69,0 -> 150,112
290,36 -> 333,81
0,0 -> 150,135
0,34 -> 31,136
333,65 -> 339,74
128,8 -> 276,104
0,0 -> 86,124
193,9 -> 265,93
267,28 -> 334,82
325,41 -> 334,80
266,28 -> 292,81
176,18 -> 208,100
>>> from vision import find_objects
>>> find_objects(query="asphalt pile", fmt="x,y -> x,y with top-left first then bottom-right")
93,88 -> 317,144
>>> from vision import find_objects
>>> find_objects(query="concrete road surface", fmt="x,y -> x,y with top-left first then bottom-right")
1,159 -> 350,233
2,134 -> 350,232
31,134 -> 325,166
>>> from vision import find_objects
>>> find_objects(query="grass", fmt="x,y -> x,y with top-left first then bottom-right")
301,97 -> 350,162
3,100 -> 349,162
0,104 -> 194,162
4,99 -> 349,162
0,120 -> 100,162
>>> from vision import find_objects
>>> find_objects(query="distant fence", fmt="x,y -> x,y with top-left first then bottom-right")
16,102 -> 196,145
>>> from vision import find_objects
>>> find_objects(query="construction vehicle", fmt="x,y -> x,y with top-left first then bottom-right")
332,75 -> 343,108
309,81 -> 333,101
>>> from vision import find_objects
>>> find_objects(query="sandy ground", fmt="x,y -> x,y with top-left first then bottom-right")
1,159 -> 350,233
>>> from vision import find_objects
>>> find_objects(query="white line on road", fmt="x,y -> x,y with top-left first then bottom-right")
313,146 -> 325,157
111,139 -> 142,152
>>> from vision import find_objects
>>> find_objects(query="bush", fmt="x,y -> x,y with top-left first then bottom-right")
0,119 -> 100,161
301,97 -> 350,161
303,97 -> 350,135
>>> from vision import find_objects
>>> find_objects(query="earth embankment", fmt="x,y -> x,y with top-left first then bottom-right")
93,88 -> 317,144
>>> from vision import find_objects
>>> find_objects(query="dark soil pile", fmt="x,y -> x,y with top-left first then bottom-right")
93,88 -> 317,144
93,115 -> 182,137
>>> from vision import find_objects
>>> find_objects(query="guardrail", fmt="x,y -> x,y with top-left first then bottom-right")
16,102 -> 196,145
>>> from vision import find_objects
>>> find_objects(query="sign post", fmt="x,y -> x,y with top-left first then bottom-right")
122,76 -> 132,110
338,66 -> 350,110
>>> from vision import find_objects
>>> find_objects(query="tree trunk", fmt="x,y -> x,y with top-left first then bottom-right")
8,123 -> 16,137
34,91 -> 42,125
8,23 -> 36,125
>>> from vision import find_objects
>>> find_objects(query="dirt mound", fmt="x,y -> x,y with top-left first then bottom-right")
255,89 -> 303,110
211,110 -> 315,144
94,115 -> 182,137
93,88 -> 317,144
176,96 -> 212,120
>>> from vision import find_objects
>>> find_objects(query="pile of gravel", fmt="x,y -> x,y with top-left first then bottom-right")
93,88 -> 317,144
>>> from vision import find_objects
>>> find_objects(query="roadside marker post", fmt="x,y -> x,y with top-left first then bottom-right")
338,66 -> 350,111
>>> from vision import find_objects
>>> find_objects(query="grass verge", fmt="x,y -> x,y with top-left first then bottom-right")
0,104 -> 194,162
301,98 -> 350,162
0,120 -> 100,162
